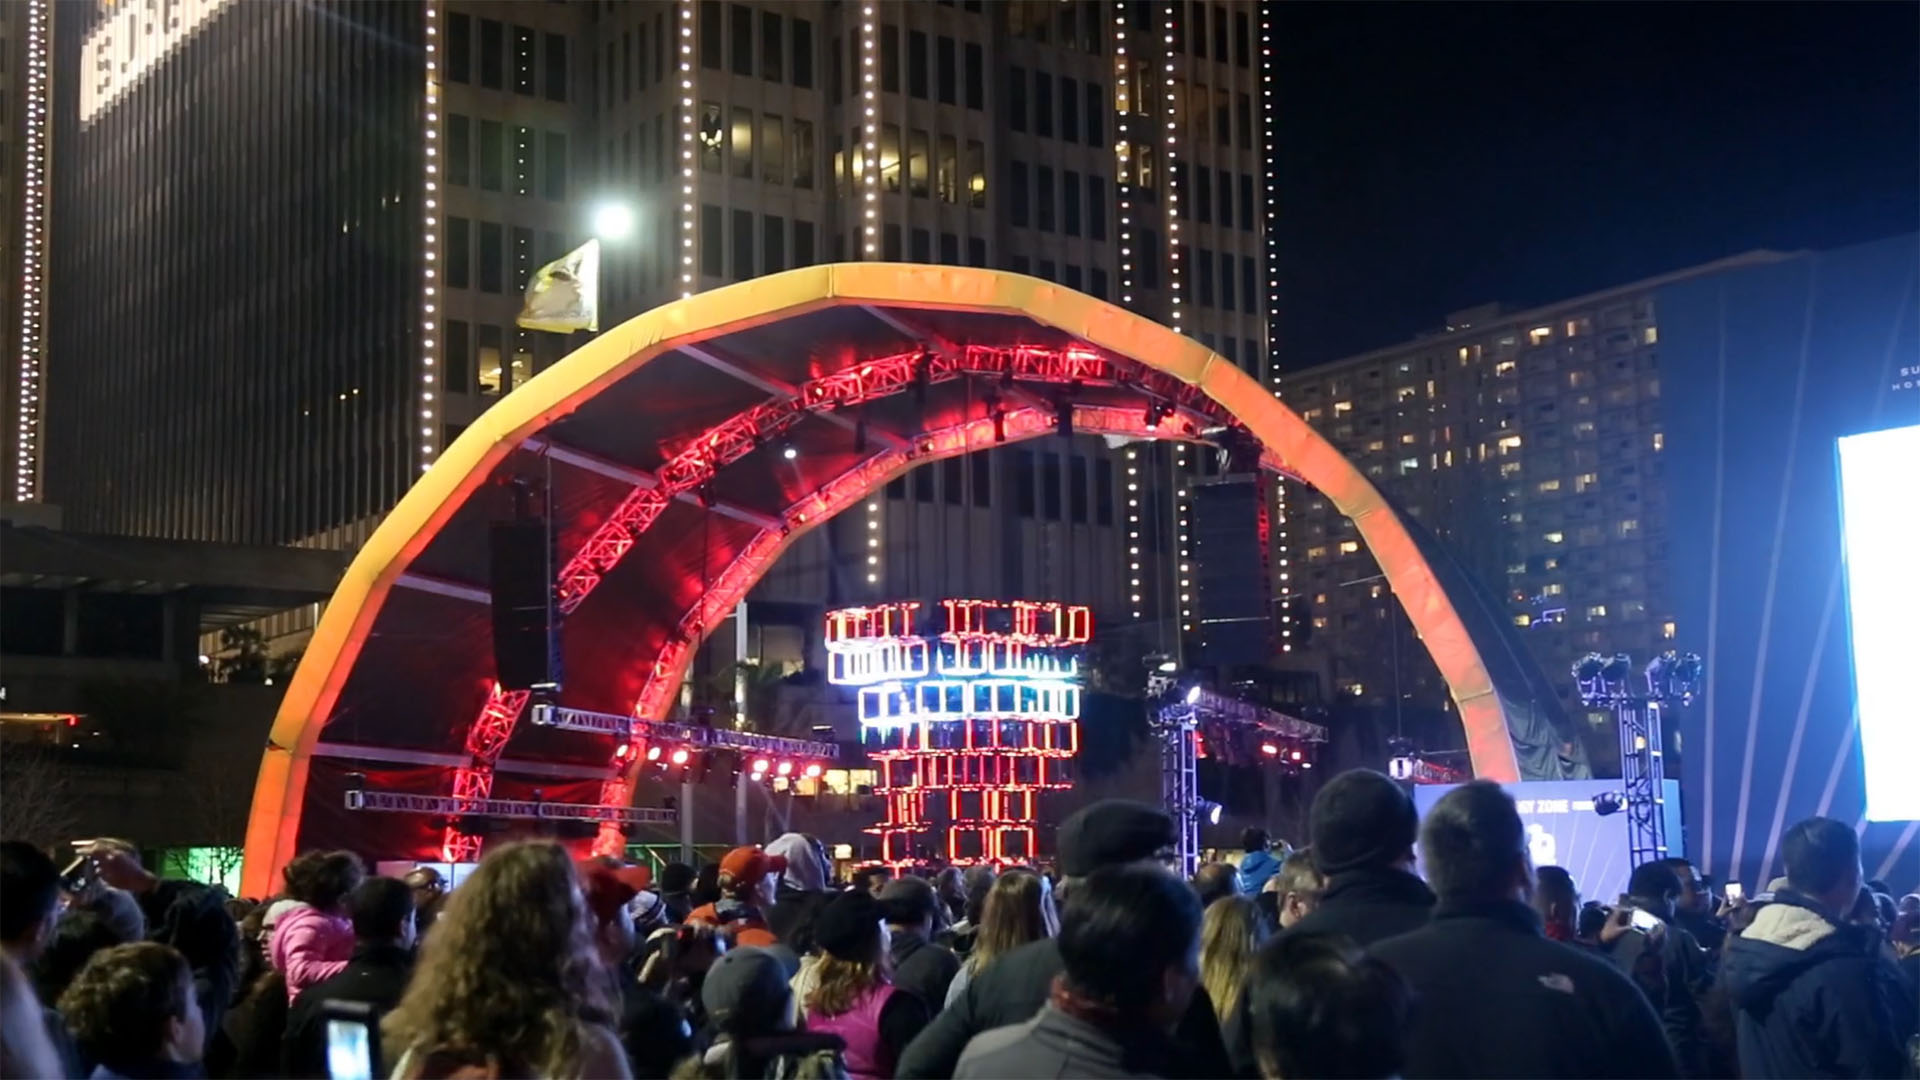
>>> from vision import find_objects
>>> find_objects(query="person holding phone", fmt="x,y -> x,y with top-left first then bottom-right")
281,877 -> 417,1079
1605,862 -> 1711,1076
70,838 -> 237,1055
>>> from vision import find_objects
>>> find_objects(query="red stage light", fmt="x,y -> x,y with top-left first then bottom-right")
776,760 -> 795,776
646,745 -> 663,761
752,757 -> 771,773
613,743 -> 634,763
1290,749 -> 1303,762
670,748 -> 690,766
1260,742 -> 1280,756
803,763 -> 823,779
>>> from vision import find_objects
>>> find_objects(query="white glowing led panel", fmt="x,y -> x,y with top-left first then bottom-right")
1836,423 -> 1920,822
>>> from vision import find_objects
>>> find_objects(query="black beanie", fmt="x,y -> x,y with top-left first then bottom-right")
1056,799 -> 1177,878
812,890 -> 885,960
1309,769 -> 1418,877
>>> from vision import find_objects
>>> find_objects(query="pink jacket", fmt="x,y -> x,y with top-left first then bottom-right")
269,902 -> 354,1001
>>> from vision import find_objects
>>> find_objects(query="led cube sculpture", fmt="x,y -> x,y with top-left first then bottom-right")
827,599 -> 1090,864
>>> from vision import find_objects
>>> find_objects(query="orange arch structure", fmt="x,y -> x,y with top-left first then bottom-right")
242,264 -> 1556,895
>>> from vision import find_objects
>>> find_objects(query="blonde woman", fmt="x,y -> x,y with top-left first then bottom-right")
383,841 -> 629,1079
943,870 -> 1053,1007
1199,895 -> 1266,1034
802,891 -> 929,1080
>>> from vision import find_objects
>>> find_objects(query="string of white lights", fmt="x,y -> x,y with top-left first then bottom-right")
12,0 -> 50,501
417,0 -> 444,473
1260,9 -> 1290,650
1163,3 -> 1192,634
867,498 -> 882,585
1115,3 -> 1144,622
860,6 -> 880,256
678,0 -> 697,295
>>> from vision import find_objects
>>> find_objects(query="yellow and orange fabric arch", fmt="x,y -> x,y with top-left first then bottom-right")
242,264 -> 1521,895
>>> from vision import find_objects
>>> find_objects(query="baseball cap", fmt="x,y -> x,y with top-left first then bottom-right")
576,858 -> 653,926
1056,799 -> 1177,878
701,946 -> 793,1033
719,845 -> 789,886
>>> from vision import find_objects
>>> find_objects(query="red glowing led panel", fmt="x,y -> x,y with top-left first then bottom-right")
828,598 -> 1089,865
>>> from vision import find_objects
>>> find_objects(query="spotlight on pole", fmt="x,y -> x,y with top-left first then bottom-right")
1185,684 -> 1203,705
1592,791 -> 1625,817
1198,799 -> 1224,826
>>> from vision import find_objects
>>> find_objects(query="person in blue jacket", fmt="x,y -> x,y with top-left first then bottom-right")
1234,829 -> 1283,897
1721,816 -> 1918,1080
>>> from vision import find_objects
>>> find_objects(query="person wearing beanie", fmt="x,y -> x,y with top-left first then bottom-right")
897,800 -> 1231,1080
1280,768 -> 1434,947
692,946 -> 846,1079
658,863 -> 698,924
879,877 -> 962,1011
801,891 -> 930,1080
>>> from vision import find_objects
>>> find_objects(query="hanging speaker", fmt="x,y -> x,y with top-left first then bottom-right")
490,520 -> 562,691
1191,476 -> 1274,668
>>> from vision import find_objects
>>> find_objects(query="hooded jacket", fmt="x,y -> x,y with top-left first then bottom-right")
1720,890 -> 1917,1079
268,902 -> 355,1002
1233,849 -> 1281,897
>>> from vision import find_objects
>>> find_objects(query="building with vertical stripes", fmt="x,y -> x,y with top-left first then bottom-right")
35,0 -> 1279,670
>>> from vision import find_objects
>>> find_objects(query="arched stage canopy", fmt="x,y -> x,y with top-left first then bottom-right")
243,264 -> 1572,895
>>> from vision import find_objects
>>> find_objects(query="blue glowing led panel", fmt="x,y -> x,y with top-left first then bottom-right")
1836,424 -> 1920,822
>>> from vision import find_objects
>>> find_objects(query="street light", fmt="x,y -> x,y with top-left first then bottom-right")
593,202 -> 635,242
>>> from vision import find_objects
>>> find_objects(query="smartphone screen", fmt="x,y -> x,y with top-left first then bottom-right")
1724,882 -> 1745,902
1629,907 -> 1661,932
326,1018 -> 372,1080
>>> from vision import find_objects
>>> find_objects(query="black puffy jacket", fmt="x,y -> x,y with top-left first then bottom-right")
1720,890 -> 1917,1079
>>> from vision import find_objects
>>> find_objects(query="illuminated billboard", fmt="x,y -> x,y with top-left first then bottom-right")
1837,424 -> 1919,822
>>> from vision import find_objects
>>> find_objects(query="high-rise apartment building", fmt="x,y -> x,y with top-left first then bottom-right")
37,0 -> 1276,655
1278,252 -> 1792,728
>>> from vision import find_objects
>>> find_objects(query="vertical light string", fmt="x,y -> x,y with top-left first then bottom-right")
1126,448 -> 1142,620
1261,9 -> 1289,650
860,6 -> 880,256
866,498 -> 882,586
13,0 -> 51,501
678,0 -> 697,295
1114,2 -> 1135,306
417,0 -> 444,473
1116,4 -> 1143,623
1160,0 -> 1183,333
1162,3 -> 1191,634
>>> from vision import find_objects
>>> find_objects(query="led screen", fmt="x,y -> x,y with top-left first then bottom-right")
1412,780 -> 1687,900
1837,424 -> 1920,822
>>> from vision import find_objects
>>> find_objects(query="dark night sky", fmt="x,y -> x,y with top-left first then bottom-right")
1270,2 -> 1920,370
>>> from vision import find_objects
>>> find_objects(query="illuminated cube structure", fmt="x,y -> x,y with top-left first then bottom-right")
826,599 -> 1090,865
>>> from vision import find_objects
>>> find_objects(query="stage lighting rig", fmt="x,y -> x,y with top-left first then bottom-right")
1570,646 -> 1704,868
1644,651 -> 1703,706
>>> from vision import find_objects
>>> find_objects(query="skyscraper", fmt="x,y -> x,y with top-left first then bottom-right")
38,0 -> 1275,658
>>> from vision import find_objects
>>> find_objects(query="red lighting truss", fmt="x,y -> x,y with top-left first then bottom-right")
441,683 -> 530,861
829,598 -> 1091,865
443,342 -> 1279,865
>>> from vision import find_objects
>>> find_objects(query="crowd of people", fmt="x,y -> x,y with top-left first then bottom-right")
2,768 -> 1916,1079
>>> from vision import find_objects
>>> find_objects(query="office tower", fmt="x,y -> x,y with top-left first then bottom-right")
39,0 -> 1274,659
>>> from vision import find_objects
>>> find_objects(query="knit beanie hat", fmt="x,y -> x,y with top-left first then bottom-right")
1309,769 -> 1419,877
